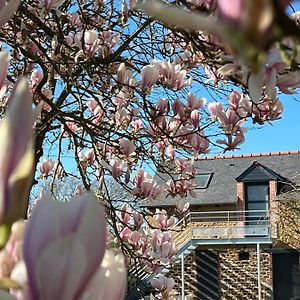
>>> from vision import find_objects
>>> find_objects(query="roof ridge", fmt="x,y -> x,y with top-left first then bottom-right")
200,150 -> 300,160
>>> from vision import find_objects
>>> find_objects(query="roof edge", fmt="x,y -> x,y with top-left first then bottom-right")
199,150 -> 300,161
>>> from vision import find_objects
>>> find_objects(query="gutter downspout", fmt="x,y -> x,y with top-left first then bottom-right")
181,252 -> 185,300
257,243 -> 262,300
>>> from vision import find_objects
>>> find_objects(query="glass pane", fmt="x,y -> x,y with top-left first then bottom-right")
246,184 -> 268,203
196,173 -> 213,189
247,201 -> 267,211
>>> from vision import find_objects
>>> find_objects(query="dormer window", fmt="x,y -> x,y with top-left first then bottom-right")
195,173 -> 213,189
236,162 -> 274,217
245,182 -> 269,212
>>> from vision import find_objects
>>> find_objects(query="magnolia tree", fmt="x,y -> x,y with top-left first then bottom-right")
0,0 -> 299,299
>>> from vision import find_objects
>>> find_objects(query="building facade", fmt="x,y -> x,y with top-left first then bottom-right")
128,151 -> 300,300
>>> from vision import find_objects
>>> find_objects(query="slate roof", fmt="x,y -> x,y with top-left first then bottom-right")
142,151 -> 300,208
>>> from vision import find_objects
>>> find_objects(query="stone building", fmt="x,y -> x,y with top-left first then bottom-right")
127,151 -> 300,300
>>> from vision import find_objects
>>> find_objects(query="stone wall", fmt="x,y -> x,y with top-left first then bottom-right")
219,249 -> 273,300
168,252 -> 197,298
276,199 -> 300,248
166,248 -> 273,300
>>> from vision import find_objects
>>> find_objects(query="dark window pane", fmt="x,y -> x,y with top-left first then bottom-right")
247,202 -> 267,211
196,173 -> 213,189
246,184 -> 268,203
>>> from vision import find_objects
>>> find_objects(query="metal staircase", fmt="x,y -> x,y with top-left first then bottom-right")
127,210 -> 273,299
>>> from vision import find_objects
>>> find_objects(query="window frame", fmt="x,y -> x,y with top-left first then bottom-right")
195,172 -> 213,189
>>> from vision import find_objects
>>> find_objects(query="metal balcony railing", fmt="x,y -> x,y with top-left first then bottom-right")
127,210 -> 273,298
171,210 -> 272,250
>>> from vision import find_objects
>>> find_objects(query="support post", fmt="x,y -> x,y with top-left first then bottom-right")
257,243 -> 261,300
181,252 -> 185,300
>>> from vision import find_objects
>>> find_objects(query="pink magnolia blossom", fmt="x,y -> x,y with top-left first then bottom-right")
0,52 -> 9,90
5,220 -> 25,264
154,60 -> 192,90
115,107 -> 132,128
69,12 -> 79,27
172,98 -> 185,118
155,140 -> 167,155
167,179 -> 197,198
79,149 -> 95,165
87,99 -> 104,125
112,91 -> 130,109
133,170 -> 162,200
175,202 -> 190,214
210,102 -> 244,134
252,98 -> 283,123
23,193 -> 108,300
83,251 -> 126,300
0,221 -> 27,299
208,101 -> 224,119
30,70 -> 43,89
116,63 -> 136,87
217,0 -> 274,45
39,0 -> 65,10
129,231 -> 144,250
10,260 -> 29,300
101,31 -> 120,49
217,0 -> 245,26
190,109 -> 200,127
186,0 -> 215,10
149,230 -> 177,264
151,275 -> 175,299
0,220 -> 25,277
174,158 -> 195,174
133,212 -> 143,229
0,0 -> 20,28
87,99 -> 98,113
42,88 -> 52,100
217,128 -> 246,150
154,209 -> 176,230
140,64 -> 159,91
109,158 -> 126,179
39,159 -> 55,178
156,98 -> 169,114
204,65 -> 220,84
93,105 -> 104,122
75,30 -> 100,57
166,144 -> 175,160
228,91 -> 251,118
119,138 -> 136,157
119,226 -> 132,242
130,119 -> 143,131
62,119 -> 80,136
0,79 -> 39,224
186,132 -> 210,155
276,72 -> 300,94
119,203 -> 131,225
186,92 -> 206,110
42,102 -> 51,112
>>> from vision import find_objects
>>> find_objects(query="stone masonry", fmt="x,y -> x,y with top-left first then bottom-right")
165,248 -> 273,300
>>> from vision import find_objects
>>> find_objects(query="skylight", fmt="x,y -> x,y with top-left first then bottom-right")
196,173 -> 213,189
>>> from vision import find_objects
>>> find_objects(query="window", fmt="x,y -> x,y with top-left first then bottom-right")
245,183 -> 269,211
195,173 -> 213,189
239,252 -> 250,261
245,182 -> 269,226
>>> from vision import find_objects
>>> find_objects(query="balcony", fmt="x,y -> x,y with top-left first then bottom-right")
172,210 -> 273,250
127,210 -> 273,299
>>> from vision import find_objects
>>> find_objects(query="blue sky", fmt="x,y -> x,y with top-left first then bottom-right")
230,94 -> 300,155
